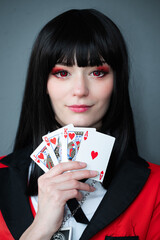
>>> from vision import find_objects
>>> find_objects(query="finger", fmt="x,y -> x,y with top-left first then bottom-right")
50,169 -> 98,183
45,161 -> 87,177
54,180 -> 96,192
61,189 -> 83,202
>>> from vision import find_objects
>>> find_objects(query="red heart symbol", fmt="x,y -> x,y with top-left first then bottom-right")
91,151 -> 98,160
47,142 -> 50,146
51,137 -> 56,145
99,171 -> 104,180
84,131 -> 88,140
37,159 -> 40,163
76,141 -> 80,145
38,153 -> 44,159
69,133 -> 75,140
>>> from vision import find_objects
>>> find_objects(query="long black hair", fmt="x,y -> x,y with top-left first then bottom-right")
14,9 -> 137,194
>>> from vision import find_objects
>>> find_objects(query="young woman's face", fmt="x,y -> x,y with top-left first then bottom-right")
47,63 -> 114,129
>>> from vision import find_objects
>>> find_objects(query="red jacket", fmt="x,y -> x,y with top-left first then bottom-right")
0,148 -> 160,240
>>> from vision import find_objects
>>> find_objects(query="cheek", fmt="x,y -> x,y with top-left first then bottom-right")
47,80 -> 63,102
96,80 -> 113,102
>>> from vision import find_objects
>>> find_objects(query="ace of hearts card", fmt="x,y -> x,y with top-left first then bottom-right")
76,131 -> 115,182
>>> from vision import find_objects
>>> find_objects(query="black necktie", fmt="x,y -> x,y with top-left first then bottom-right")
67,198 -> 89,224
66,178 -> 89,224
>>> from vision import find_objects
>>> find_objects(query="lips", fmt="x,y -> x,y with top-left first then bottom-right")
68,105 -> 92,113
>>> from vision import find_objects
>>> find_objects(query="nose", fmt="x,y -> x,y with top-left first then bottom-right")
72,73 -> 89,97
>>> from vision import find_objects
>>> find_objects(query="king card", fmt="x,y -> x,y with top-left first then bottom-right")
62,127 -> 96,162
76,131 -> 115,182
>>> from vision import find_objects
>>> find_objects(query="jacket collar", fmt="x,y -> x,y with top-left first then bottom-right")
0,146 -> 34,240
80,150 -> 150,240
0,147 -> 150,240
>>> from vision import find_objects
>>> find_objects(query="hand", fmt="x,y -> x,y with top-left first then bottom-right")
20,161 -> 98,240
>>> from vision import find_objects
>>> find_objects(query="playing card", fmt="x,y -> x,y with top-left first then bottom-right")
76,131 -> 115,182
62,127 -> 96,162
42,124 -> 73,164
30,141 -> 55,172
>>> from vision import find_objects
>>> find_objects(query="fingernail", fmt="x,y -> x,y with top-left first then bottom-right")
90,170 -> 99,176
79,162 -> 87,167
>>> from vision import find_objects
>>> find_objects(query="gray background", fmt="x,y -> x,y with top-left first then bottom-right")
0,0 -> 160,164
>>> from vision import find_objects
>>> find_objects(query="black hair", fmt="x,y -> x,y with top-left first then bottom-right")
14,9 -> 138,195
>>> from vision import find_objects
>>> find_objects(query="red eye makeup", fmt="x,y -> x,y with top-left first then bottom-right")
92,65 -> 110,78
51,67 -> 69,78
97,65 -> 110,72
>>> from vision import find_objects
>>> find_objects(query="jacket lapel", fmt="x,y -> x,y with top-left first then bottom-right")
0,147 -> 151,240
0,146 -> 34,240
80,152 -> 150,240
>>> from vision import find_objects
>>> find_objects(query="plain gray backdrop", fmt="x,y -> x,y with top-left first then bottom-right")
0,0 -> 160,165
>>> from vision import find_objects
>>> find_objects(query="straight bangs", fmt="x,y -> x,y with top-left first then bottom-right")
43,9 -> 118,71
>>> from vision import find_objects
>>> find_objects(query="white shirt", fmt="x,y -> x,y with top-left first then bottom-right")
31,179 -> 107,239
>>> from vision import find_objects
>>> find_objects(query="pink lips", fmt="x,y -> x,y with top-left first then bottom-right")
68,105 -> 92,113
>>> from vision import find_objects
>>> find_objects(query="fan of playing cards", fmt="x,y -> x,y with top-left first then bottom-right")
30,124 -> 115,182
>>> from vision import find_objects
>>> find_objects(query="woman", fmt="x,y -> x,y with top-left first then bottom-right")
0,9 -> 160,240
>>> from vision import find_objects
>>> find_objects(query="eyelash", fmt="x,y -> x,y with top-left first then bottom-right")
51,69 -> 109,78
52,70 -> 69,78
91,70 -> 108,78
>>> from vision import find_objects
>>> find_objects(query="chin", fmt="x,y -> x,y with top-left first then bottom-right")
66,119 -> 90,127
72,119 -> 97,128
56,116 -> 101,128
